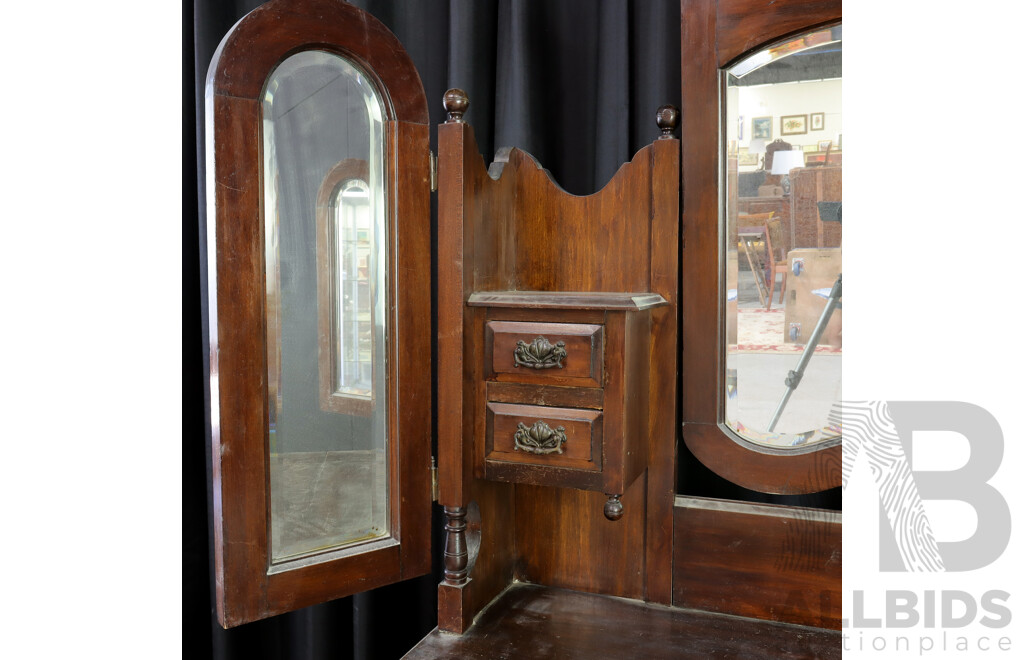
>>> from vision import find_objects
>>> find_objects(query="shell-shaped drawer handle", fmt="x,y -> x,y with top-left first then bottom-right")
513,420 -> 567,455
513,336 -> 567,369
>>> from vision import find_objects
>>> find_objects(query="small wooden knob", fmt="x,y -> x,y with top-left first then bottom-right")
604,494 -> 623,521
656,105 -> 679,139
443,88 -> 469,123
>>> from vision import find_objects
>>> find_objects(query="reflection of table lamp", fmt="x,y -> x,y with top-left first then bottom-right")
770,149 -> 804,194
748,138 -> 767,169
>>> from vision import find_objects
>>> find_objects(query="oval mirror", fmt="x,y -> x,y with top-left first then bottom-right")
722,25 -> 842,449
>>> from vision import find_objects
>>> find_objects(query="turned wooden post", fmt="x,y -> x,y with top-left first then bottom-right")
443,506 -> 468,584
440,87 -> 470,588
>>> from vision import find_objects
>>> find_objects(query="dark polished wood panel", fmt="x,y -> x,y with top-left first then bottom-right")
211,0 -> 428,123
437,94 -> 680,626
673,497 -> 841,629
515,476 -> 648,599
717,0 -> 841,65
407,583 -> 840,659
437,118 -> 519,633
486,381 -> 605,410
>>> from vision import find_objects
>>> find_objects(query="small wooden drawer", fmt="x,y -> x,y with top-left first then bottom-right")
485,321 -> 603,388
485,402 -> 602,473
483,401 -> 602,489
470,291 -> 667,512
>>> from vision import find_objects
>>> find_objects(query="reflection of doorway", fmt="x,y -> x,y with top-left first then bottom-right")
316,158 -> 376,416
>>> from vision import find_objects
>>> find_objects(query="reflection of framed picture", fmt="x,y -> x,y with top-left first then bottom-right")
817,139 -> 832,151
810,112 -> 825,131
737,149 -> 759,166
751,116 -> 772,139
780,114 -> 808,135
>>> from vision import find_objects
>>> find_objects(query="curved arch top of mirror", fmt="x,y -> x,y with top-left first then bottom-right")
262,50 -> 389,563
723,25 -> 841,449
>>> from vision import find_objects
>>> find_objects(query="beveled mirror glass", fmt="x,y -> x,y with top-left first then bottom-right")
263,50 -> 389,562
722,26 -> 842,448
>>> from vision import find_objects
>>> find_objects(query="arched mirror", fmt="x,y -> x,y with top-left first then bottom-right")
723,26 -> 842,449
264,51 -> 389,562
204,0 -> 431,627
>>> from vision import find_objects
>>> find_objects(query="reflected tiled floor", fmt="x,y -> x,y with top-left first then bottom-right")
730,266 -> 841,438
269,449 -> 388,560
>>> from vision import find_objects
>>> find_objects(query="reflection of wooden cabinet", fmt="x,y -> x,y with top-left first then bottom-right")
785,248 -> 842,348
737,196 -> 791,251
737,195 -> 788,219
791,166 -> 842,248
805,150 -> 842,166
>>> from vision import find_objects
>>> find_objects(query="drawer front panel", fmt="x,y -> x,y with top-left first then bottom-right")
486,321 -> 603,388
486,402 -> 602,471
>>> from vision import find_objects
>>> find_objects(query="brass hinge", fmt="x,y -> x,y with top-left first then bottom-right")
430,456 -> 439,502
429,150 -> 438,192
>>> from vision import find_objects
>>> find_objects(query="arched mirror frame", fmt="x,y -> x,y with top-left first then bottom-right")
680,0 -> 841,494
205,0 -> 431,627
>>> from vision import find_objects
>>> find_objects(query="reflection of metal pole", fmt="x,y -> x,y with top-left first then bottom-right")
767,274 -> 842,432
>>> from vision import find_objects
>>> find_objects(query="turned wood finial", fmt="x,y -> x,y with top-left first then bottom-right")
443,88 -> 469,123
604,494 -> 623,521
656,104 -> 679,139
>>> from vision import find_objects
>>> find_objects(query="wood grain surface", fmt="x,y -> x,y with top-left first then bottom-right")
673,497 -> 842,629
409,583 -> 840,659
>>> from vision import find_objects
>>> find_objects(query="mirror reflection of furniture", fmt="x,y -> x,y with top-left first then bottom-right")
770,149 -> 805,195
763,217 -> 788,310
736,212 -> 775,307
315,158 -> 375,417
792,166 -> 842,248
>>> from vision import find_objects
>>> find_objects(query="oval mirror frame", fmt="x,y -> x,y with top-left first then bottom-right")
680,0 -> 841,494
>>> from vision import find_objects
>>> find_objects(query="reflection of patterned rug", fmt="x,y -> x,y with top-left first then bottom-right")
732,309 -> 842,355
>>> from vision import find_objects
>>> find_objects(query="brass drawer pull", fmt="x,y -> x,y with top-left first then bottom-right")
514,420 -> 567,455
513,336 -> 567,369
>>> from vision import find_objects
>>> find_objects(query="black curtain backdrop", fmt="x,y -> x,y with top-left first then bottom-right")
184,1 -> 837,657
